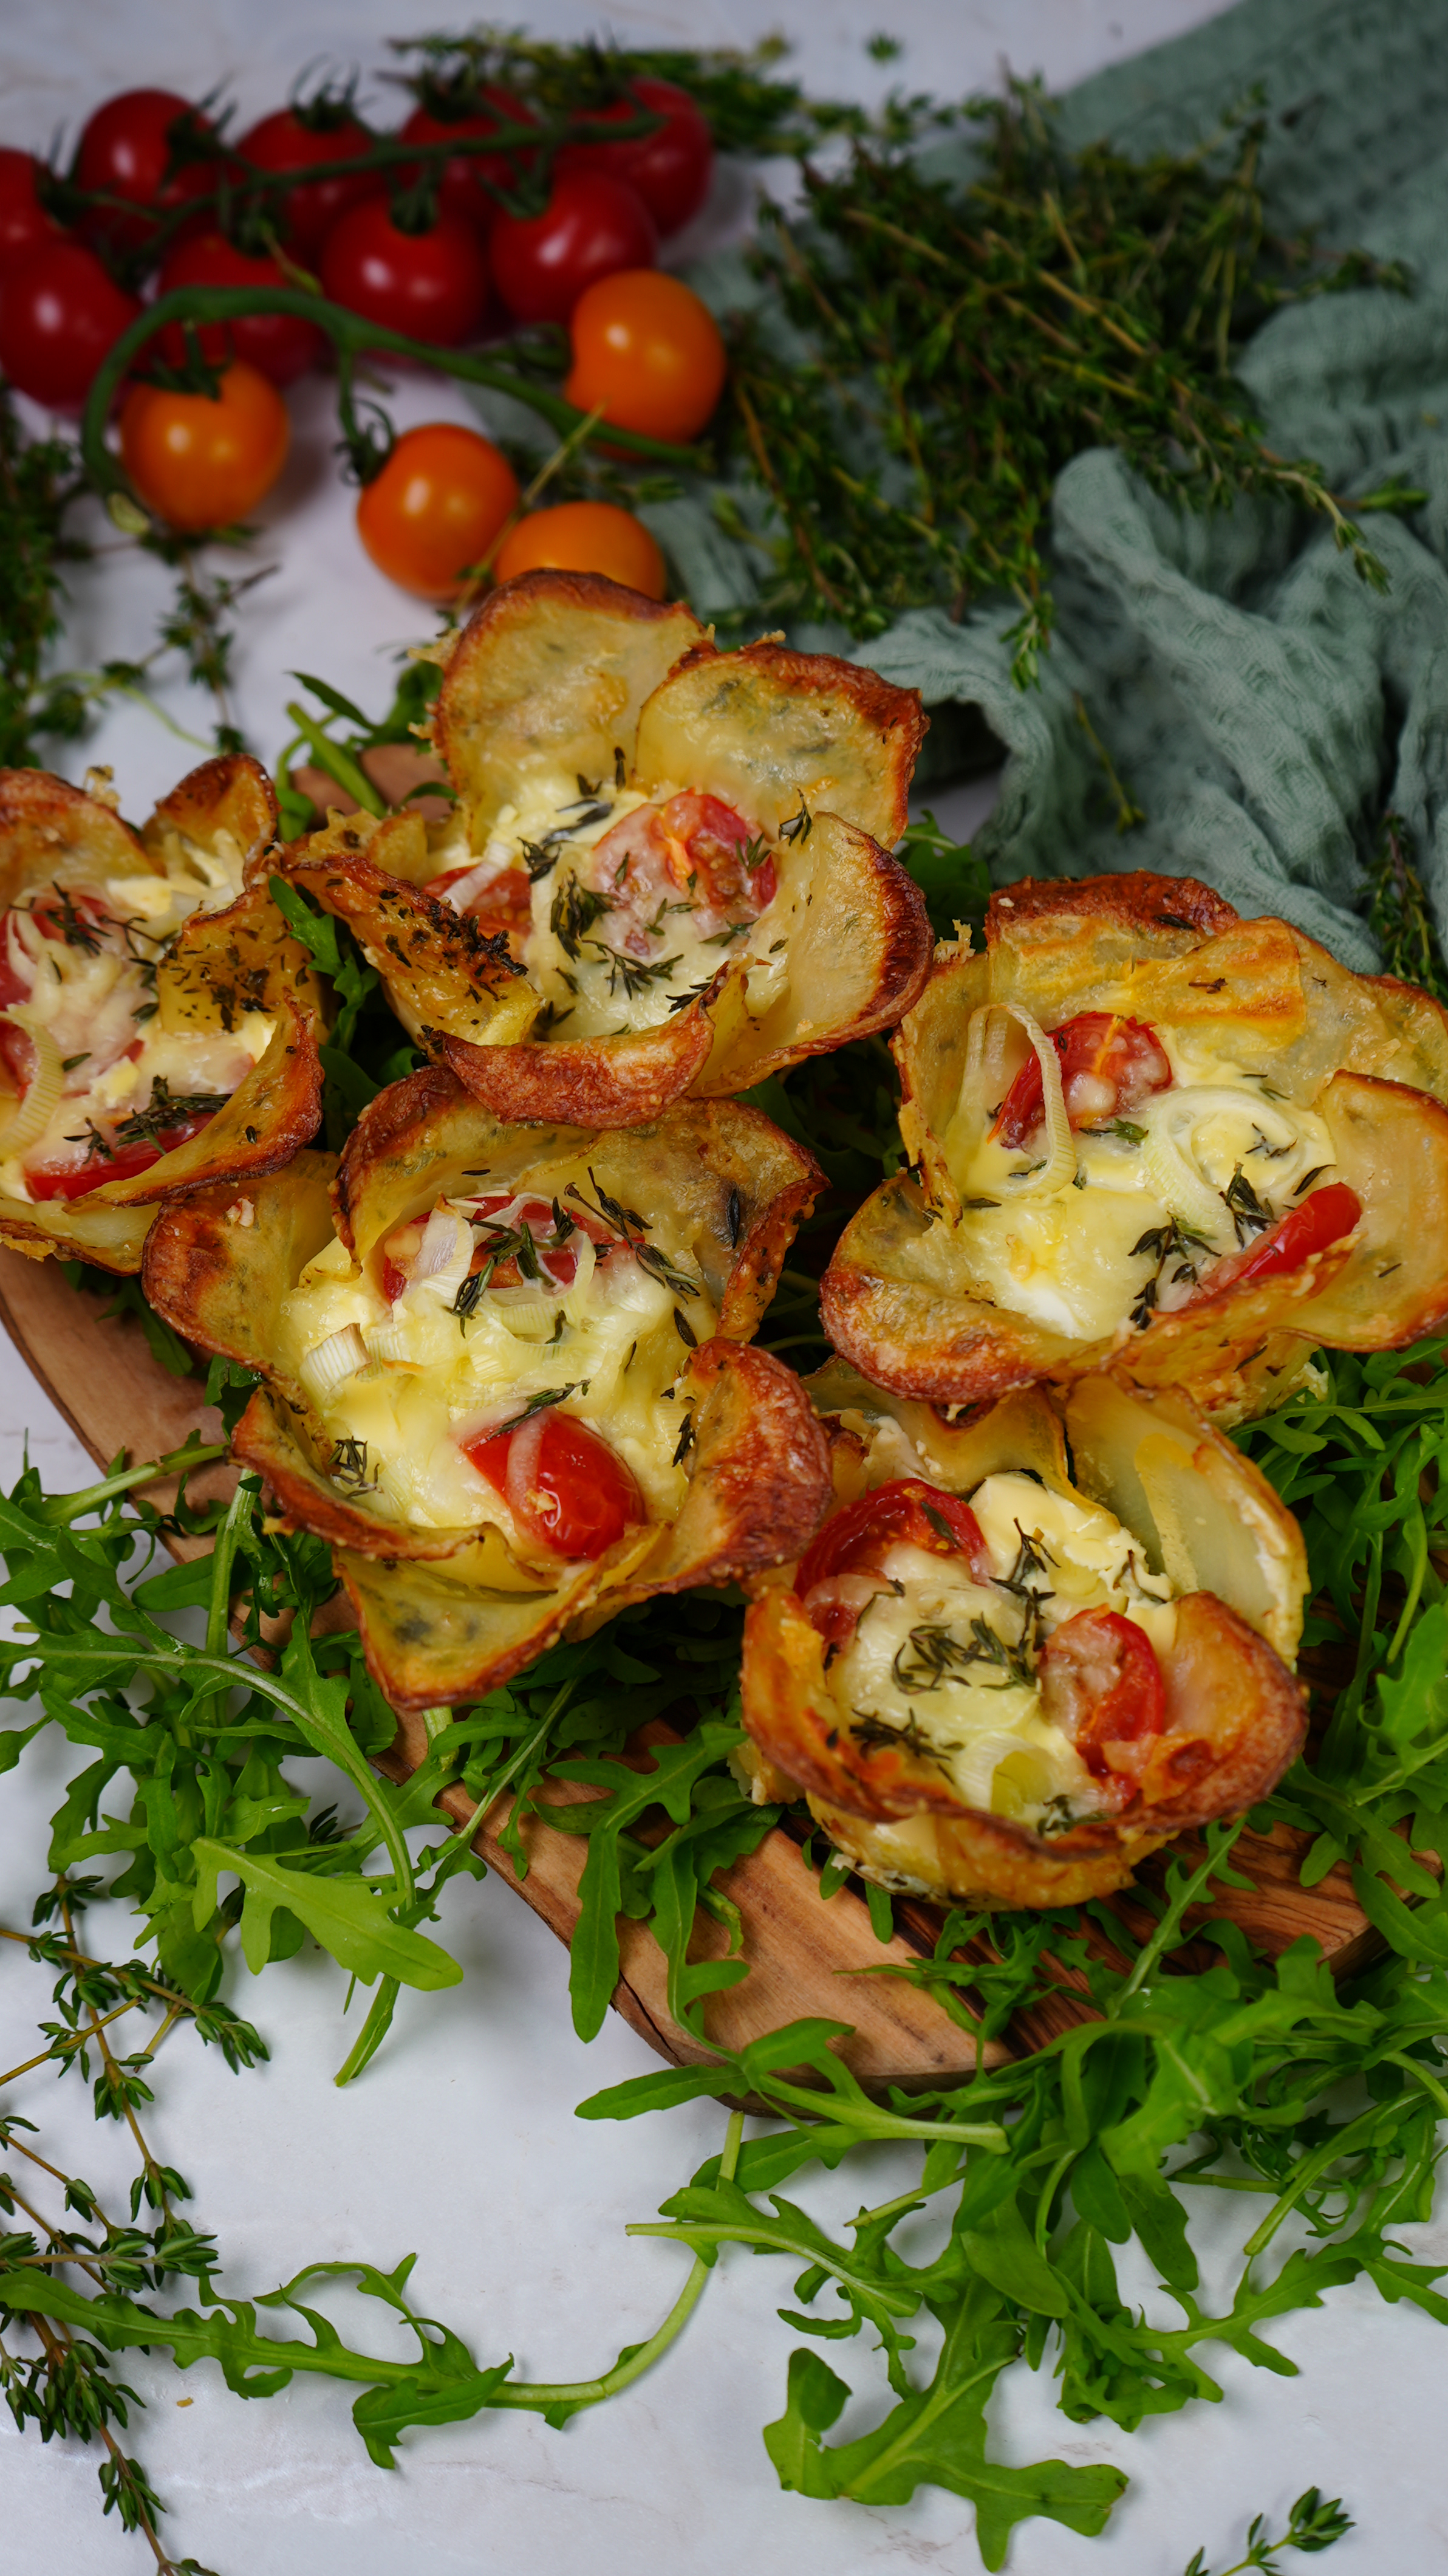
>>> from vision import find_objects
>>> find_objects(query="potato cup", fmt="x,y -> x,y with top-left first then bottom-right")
281,570 -> 933,1126
821,872 -> 1448,1419
142,1069 -> 833,1710
740,1359 -> 1308,1910
0,755 -> 325,1275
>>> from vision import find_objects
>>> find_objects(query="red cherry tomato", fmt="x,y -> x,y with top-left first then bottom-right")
321,198 -> 489,347
356,421 -> 519,603
494,499 -> 664,597
236,106 -> 378,261
464,1404 -> 644,1558
490,171 -> 656,326
558,78 -> 712,236
119,360 -> 290,532
26,1109 -> 216,1201
74,88 -> 216,258
154,233 -> 324,385
0,151 -> 63,269
400,89 -> 533,236
1039,1606 -> 1164,1783
565,269 -> 726,444
586,793 -> 775,944
797,1478 -> 989,1641
429,862 -> 531,934
0,238 -> 140,409
1195,1179 -> 1362,1299
993,1012 -> 1172,1146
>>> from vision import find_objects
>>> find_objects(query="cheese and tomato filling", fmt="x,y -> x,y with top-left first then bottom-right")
799,1471 -> 1176,1835
423,773 -> 794,1038
278,1161 -> 717,1558
944,1006 -> 1359,1341
0,831 -> 268,1201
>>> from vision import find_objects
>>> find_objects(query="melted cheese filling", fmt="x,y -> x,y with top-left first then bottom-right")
278,1163 -> 715,1550
0,833 -> 266,1197
948,1034 -> 1337,1341
430,776 -> 793,1039
824,1474 -> 1175,1833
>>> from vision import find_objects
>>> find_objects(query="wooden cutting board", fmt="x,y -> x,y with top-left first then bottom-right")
0,1247 -> 1378,2084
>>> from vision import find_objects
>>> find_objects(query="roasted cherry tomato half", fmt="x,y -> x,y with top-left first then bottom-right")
0,238 -> 140,409
119,360 -> 289,532
1196,1179 -> 1362,1298
74,87 -> 217,258
0,151 -> 63,269
464,1404 -> 644,1558
357,420 -> 519,602
490,170 -> 656,326
993,1011 -> 1172,1146
429,861 -> 531,934
26,1111 -> 216,1201
1039,1606 -> 1165,1784
399,88 -> 534,235
493,499 -> 665,597
321,197 -> 490,347
586,793 -> 775,941
797,1477 -> 990,1642
154,233 -> 324,385
558,77 -> 712,236
565,269 -> 726,444
235,105 -> 379,260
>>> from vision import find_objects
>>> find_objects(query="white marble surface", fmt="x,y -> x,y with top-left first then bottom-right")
0,3 -> 1433,2570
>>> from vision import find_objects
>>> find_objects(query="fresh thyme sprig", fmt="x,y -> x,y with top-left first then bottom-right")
727,80 -> 1407,673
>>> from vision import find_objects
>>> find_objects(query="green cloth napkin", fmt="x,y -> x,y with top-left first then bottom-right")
465,0 -> 1448,963
866,0 -> 1448,968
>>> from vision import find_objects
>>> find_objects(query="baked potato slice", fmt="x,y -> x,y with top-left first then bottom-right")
432,571 -> 708,842
822,872 -> 1448,1416
0,756 -> 324,1274
142,1081 -> 833,1710
282,573 -> 932,1126
740,1365 -> 1306,1909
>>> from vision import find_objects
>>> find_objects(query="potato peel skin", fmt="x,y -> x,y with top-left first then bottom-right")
0,755 -> 324,1272
740,1367 -> 1307,1908
824,872 -> 1448,1413
143,1084 -> 831,1707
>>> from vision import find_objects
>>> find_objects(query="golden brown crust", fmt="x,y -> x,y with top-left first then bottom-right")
442,973 -> 723,1126
143,1085 -> 833,1707
94,988 -> 324,1207
742,1583 -> 1304,1902
334,1542 -> 609,1714
0,1193 -> 156,1276
433,570 -> 706,838
281,835 -> 529,1053
635,639 -> 926,850
828,877 -> 1448,1413
140,751 -> 278,879
0,767 -> 149,899
0,760 -> 324,1263
987,871 -> 1238,948
809,1799 -> 1170,1908
141,1151 -> 338,1371
329,1069 -> 822,1321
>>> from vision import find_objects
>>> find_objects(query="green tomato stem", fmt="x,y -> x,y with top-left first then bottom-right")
80,286 -> 703,531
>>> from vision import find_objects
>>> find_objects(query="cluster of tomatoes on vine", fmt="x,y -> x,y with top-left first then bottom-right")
0,68 -> 731,603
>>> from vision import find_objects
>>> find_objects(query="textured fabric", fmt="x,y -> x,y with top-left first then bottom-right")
896,0 -> 1448,964
655,0 -> 1448,965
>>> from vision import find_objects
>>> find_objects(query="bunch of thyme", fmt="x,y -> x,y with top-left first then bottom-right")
727,80 -> 1409,676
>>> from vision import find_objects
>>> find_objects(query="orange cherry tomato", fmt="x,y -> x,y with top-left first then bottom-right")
493,499 -> 665,598
118,361 -> 289,532
564,269 -> 726,442
356,422 -> 520,603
